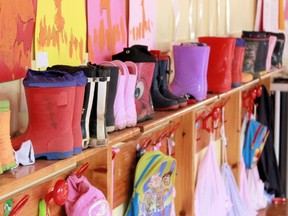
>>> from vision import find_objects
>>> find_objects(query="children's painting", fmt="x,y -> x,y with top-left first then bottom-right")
87,0 -> 127,63
0,0 -> 36,82
35,0 -> 86,67
129,0 -> 157,49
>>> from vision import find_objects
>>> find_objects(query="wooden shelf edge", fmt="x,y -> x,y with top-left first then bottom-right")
0,147 -> 106,201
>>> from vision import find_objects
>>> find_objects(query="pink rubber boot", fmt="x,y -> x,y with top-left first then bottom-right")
123,61 -> 138,127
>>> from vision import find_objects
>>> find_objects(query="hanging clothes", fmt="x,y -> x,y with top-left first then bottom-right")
255,85 -> 285,197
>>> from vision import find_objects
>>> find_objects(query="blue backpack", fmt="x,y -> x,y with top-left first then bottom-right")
125,150 -> 176,216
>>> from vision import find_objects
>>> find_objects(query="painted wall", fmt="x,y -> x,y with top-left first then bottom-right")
0,0 -> 271,136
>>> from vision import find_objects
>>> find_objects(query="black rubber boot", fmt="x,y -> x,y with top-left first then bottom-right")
88,62 -> 118,133
150,58 -> 179,111
158,54 -> 187,107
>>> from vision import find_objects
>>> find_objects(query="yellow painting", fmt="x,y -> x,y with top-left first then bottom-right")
35,0 -> 86,67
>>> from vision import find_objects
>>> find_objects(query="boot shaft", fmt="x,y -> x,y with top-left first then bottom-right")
198,37 -> 235,93
171,43 -> 210,100
0,100 -> 17,174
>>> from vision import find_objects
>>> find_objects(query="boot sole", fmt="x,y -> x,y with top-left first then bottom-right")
154,104 -> 179,111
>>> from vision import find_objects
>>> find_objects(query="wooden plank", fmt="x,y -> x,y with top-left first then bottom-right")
173,114 -> 195,216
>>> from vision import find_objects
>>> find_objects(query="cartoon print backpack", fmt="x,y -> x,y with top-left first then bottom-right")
125,150 -> 176,216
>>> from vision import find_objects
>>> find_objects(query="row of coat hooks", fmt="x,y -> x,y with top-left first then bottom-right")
7,162 -> 90,216
242,85 -> 263,118
197,97 -> 230,134
138,122 -> 181,157
195,85 -> 263,135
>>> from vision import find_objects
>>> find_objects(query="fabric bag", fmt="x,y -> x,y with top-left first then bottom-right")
194,134 -> 232,216
65,174 -> 111,216
220,108 -> 256,216
125,150 -> 176,216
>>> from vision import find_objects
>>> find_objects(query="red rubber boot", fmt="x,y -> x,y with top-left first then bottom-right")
198,37 -> 236,93
12,70 -> 77,159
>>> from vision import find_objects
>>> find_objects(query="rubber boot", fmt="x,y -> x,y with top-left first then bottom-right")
103,60 -> 127,130
12,69 -> 76,159
232,38 -> 245,87
47,65 -> 95,150
90,62 -> 118,133
268,32 -> 285,68
158,53 -> 187,107
148,51 -> 179,111
198,37 -> 236,93
170,43 -> 210,101
0,100 -> 17,174
88,65 -> 110,147
266,35 -> 277,72
241,31 -> 269,78
122,61 -> 138,127
112,45 -> 155,122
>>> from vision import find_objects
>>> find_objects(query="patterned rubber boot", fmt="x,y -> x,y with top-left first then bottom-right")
113,45 -> 155,123
0,100 -> 17,174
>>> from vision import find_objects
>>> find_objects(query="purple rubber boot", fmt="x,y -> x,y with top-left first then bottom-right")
170,43 -> 210,102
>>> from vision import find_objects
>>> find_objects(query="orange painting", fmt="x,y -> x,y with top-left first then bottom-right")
0,0 -> 36,82
35,0 -> 86,67
129,0 -> 157,49
87,0 -> 127,63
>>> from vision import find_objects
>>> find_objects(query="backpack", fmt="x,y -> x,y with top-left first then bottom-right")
125,150 -> 176,216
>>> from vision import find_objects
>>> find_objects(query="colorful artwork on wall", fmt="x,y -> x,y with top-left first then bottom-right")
35,0 -> 86,67
128,0 -> 157,49
87,0 -> 127,63
0,0 -> 36,82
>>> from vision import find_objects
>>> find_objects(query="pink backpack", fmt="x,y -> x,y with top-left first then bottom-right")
65,174 -> 111,216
